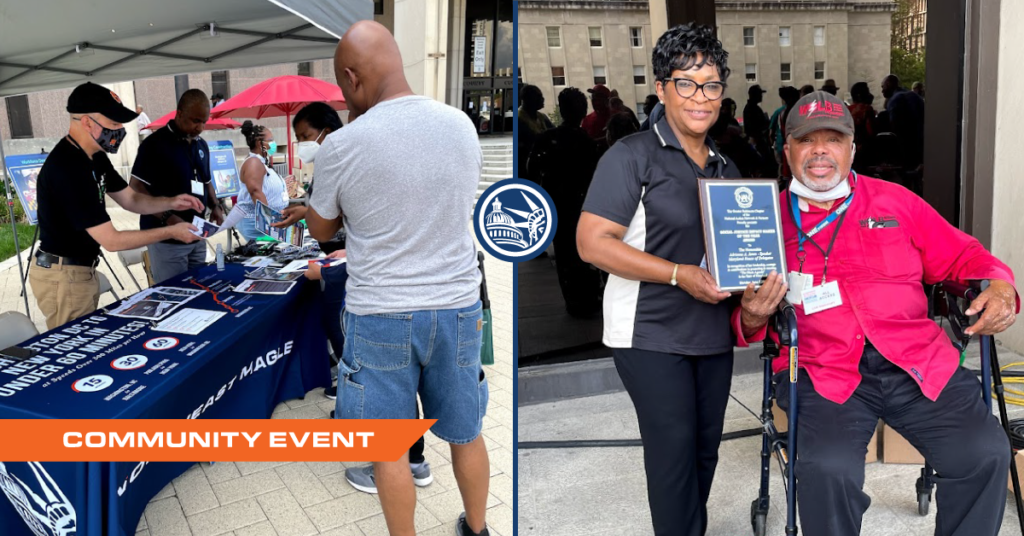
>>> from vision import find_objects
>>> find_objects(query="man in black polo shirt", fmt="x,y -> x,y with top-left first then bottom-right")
29,82 -> 204,330
131,89 -> 224,283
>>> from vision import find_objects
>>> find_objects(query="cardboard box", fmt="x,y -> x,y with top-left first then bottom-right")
770,401 -> 878,463
1009,450 -> 1024,493
881,424 -> 925,464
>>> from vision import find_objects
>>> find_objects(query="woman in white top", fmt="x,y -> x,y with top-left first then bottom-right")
235,120 -> 290,240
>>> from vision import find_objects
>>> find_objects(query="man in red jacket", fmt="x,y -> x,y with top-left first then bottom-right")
737,91 -> 1019,536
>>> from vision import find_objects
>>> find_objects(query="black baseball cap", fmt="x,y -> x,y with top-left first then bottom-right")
748,84 -> 767,97
66,82 -> 138,123
785,91 -> 854,140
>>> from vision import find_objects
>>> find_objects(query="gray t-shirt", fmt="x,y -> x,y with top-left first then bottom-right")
309,95 -> 482,315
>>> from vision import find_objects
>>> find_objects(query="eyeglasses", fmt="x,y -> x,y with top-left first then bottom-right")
663,78 -> 727,101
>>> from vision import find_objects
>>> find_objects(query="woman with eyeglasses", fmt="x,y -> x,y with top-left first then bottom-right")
577,24 -> 786,536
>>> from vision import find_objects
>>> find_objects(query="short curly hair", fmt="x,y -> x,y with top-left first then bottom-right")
652,23 -> 730,83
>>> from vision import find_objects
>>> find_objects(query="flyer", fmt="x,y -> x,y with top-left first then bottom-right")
242,256 -> 273,268
190,216 -> 221,238
155,308 -> 226,335
244,266 -> 303,281
256,201 -> 304,244
278,257 -> 346,273
234,279 -> 297,295
107,287 -> 205,321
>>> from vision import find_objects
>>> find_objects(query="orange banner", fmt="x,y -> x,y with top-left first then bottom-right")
0,419 -> 435,462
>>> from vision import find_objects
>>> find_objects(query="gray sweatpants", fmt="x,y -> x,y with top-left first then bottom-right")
147,241 -> 207,284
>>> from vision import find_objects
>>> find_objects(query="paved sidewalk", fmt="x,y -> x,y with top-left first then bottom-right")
2,205 -> 515,536
519,342 -> 1024,536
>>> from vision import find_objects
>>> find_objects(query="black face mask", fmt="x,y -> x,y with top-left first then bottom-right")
86,117 -> 127,154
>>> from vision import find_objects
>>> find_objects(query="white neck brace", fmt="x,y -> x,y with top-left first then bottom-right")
790,176 -> 851,202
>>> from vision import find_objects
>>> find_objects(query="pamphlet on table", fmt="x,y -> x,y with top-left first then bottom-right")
107,287 -> 205,321
234,279 -> 297,295
155,308 -> 226,335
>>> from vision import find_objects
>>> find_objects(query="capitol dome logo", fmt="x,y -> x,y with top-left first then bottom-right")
474,179 -> 558,262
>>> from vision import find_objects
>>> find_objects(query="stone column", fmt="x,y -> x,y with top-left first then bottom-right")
394,0 -> 449,102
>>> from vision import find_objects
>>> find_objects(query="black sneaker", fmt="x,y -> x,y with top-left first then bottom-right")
324,385 -> 337,400
455,513 -> 489,536
330,410 -> 335,418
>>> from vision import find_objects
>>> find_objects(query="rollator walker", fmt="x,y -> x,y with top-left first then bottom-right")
749,280 -> 1024,536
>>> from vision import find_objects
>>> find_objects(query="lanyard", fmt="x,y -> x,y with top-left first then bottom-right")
789,172 -> 857,281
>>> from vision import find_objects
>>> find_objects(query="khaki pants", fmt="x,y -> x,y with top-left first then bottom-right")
28,261 -> 100,331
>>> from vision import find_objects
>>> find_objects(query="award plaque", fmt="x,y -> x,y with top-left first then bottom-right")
698,179 -> 787,292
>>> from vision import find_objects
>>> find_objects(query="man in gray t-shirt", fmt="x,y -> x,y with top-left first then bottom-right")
307,20 -> 491,536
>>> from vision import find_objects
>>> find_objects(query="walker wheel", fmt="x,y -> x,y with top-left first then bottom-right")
917,490 -> 931,516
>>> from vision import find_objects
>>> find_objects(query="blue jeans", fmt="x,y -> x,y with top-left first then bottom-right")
337,301 -> 488,444
236,214 -> 261,241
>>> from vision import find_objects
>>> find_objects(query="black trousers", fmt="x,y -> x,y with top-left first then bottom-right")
776,343 -> 1010,536
614,347 -> 734,536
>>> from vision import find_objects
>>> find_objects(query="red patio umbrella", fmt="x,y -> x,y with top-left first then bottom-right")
144,110 -> 242,131
209,75 -> 347,174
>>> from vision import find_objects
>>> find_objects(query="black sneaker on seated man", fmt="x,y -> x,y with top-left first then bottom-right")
324,384 -> 337,400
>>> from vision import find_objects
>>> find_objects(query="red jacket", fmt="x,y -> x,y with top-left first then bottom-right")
734,175 -> 1019,404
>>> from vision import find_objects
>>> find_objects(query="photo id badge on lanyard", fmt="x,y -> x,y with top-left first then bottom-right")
789,182 -> 854,312
191,179 -> 204,196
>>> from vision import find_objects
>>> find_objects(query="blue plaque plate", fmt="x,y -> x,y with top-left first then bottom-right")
698,179 -> 787,292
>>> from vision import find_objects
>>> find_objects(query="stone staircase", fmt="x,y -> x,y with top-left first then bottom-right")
478,138 -> 513,199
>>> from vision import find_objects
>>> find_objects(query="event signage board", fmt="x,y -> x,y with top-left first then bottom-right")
3,153 -> 44,224
698,179 -> 786,292
209,140 -> 241,199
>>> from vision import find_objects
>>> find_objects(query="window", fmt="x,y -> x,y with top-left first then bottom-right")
743,27 -> 755,47
781,63 -> 792,82
630,27 -> 643,47
546,27 -> 560,48
633,66 -> 646,85
211,70 -> 230,99
815,62 -> 826,80
593,66 -> 607,86
374,0 -> 383,15
5,95 -> 32,139
552,66 -> 566,86
779,27 -> 791,47
298,62 -> 311,77
746,63 -> 757,82
174,74 -> 190,103
589,27 -> 603,47
814,26 -> 825,46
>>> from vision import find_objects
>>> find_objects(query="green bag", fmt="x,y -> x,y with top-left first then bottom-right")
478,252 -> 494,366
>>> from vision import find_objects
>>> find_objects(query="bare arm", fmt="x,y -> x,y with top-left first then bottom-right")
306,206 -> 343,243
240,159 -> 270,208
86,221 -> 199,252
577,211 -> 730,304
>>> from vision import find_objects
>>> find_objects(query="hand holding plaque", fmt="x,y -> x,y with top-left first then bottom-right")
697,179 -> 787,293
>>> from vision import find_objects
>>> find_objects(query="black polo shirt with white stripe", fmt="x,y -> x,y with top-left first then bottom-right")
582,116 -> 741,356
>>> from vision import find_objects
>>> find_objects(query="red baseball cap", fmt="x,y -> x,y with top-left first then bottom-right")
587,84 -> 611,98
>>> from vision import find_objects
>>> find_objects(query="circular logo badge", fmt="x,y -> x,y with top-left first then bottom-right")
72,375 -> 114,393
473,178 -> 558,263
111,355 -> 149,371
735,187 -> 754,209
143,337 -> 179,351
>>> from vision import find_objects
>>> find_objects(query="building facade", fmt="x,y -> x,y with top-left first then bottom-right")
518,1 -> 658,123
0,0 -> 512,166
518,0 -> 895,122
892,0 -> 927,53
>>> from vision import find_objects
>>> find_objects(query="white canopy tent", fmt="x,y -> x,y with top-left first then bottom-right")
0,0 -> 372,316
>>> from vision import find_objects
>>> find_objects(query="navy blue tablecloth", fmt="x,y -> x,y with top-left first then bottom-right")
0,262 -> 343,536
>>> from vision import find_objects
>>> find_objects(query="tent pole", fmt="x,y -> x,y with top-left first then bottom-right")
0,131 -> 32,319
286,111 -> 293,177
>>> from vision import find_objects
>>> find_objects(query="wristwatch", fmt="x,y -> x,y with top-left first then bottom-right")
670,264 -> 679,287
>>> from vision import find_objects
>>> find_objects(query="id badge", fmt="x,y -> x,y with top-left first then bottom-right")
801,280 -> 843,315
191,180 -> 204,196
786,272 -> 813,305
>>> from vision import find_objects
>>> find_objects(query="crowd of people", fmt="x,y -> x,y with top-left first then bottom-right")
519,22 -> 1018,536
519,67 -> 927,320
29,21 -> 493,536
